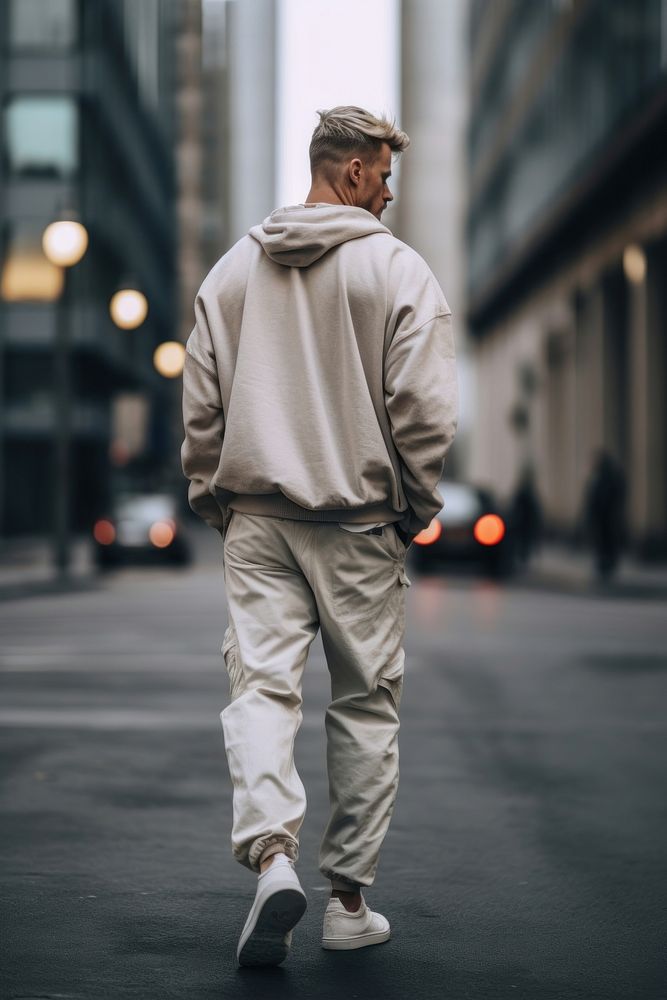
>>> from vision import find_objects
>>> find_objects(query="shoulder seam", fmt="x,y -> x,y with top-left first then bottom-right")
392,311 -> 451,346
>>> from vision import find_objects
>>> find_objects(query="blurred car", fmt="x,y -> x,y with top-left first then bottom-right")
410,479 -> 515,578
92,493 -> 192,569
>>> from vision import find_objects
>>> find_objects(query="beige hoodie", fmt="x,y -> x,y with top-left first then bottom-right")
181,204 -> 458,539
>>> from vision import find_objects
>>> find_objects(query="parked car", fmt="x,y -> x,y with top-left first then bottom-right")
92,493 -> 192,569
410,480 -> 515,577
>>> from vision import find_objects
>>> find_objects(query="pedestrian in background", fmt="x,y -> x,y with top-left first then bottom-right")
181,106 -> 458,966
583,449 -> 626,581
509,465 -> 542,567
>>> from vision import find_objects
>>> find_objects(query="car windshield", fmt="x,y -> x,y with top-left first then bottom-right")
115,495 -> 175,522
439,482 -> 483,522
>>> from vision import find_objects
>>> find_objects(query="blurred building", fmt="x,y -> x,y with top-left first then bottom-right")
467,0 -> 667,556
0,0 -> 185,539
225,0 -> 276,244
201,0 -> 229,270
173,0 -> 204,346
397,0 -> 469,479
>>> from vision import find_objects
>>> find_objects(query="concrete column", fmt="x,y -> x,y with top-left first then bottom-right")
175,0 -> 204,344
628,249 -> 666,550
544,325 -> 577,528
574,285 -> 605,497
629,270 -> 649,540
396,0 -> 467,310
646,251 -> 667,544
600,270 -> 630,471
398,0 -> 469,479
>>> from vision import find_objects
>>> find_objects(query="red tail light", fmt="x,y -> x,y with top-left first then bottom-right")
149,520 -> 175,548
473,514 -> 505,546
93,519 -> 116,545
413,519 -> 443,546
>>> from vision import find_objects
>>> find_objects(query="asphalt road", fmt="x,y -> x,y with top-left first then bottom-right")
1,543 -> 666,1000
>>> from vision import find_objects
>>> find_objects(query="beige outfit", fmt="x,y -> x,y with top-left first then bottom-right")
181,203 -> 457,886
221,510 -> 410,883
180,204 -> 458,541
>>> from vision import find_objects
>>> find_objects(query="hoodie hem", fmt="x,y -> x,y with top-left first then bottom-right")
226,493 -> 401,524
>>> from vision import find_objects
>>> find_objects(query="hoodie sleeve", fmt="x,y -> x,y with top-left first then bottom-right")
180,295 -> 226,531
384,311 -> 458,537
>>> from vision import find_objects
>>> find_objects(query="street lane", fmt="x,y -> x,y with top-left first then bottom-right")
1,556 -> 666,999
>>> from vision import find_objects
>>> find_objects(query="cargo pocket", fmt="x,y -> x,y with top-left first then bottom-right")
390,527 -> 412,589
221,625 -> 244,701
378,670 -> 403,711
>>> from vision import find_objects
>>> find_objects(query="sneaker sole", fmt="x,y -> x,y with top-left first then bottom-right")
238,888 -> 307,967
322,927 -> 391,951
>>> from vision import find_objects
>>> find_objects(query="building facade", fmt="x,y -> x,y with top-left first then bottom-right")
201,0 -> 229,273
225,0 -> 276,245
467,0 -> 667,556
397,0 -> 469,479
0,0 -> 179,537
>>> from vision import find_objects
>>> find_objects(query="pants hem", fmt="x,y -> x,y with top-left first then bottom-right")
247,835 -> 299,872
321,868 -> 367,891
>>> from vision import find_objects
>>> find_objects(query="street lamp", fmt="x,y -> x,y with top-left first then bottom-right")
623,244 -> 646,285
42,211 -> 88,579
153,341 -> 185,378
109,286 -> 148,329
42,220 -> 89,268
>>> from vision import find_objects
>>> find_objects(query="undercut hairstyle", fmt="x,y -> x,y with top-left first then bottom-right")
309,106 -> 410,174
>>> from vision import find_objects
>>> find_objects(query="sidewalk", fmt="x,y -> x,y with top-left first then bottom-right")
519,542 -> 667,598
0,535 -> 98,600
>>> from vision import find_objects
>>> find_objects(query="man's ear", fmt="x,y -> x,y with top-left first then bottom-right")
348,157 -> 363,187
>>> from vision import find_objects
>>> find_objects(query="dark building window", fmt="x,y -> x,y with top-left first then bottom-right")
8,0 -> 78,50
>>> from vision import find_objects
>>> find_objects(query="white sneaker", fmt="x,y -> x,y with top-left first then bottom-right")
237,855 -> 307,967
321,895 -> 391,950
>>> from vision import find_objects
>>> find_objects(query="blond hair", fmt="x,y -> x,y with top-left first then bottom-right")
309,106 -> 409,173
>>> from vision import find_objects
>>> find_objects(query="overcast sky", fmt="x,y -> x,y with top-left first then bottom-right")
276,0 -> 400,206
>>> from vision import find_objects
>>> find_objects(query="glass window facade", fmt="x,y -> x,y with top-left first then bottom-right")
468,0 -> 665,297
8,0 -> 77,50
4,96 -> 79,177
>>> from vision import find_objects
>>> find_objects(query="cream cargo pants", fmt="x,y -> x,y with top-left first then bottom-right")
220,510 -> 411,888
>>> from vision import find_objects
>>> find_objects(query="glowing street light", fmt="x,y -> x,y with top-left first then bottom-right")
623,244 -> 646,285
41,211 -> 89,579
42,219 -> 89,267
109,288 -> 149,329
154,341 -> 186,378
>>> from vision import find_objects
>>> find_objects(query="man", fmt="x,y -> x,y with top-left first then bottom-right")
181,106 -> 458,966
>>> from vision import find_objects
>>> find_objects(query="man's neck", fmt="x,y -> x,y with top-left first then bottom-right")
303,182 -> 354,207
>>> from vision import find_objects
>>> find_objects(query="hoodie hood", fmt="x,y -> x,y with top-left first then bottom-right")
249,204 -> 391,267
